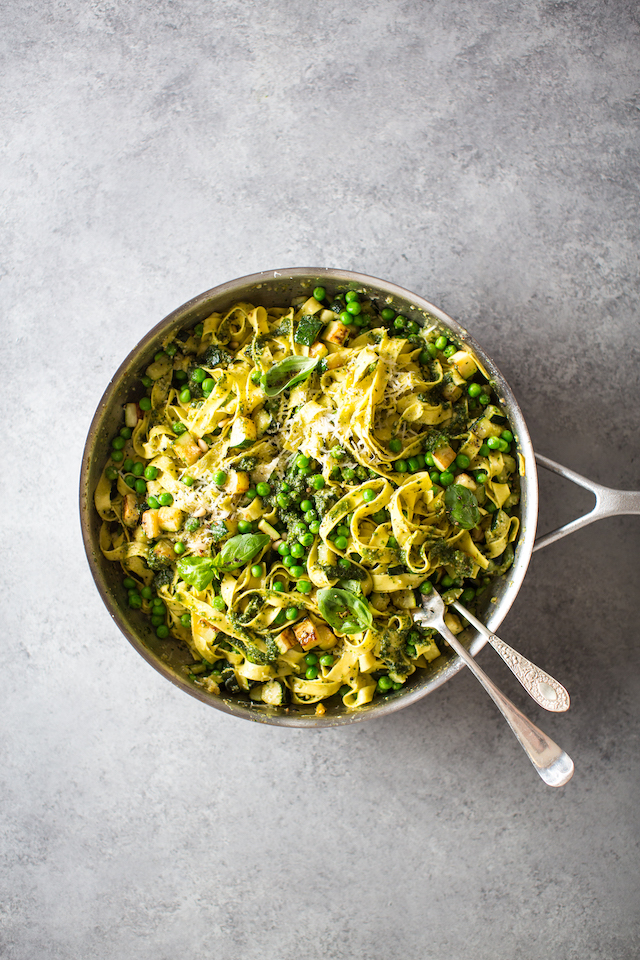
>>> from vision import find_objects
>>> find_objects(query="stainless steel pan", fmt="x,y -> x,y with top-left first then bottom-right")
79,268 -> 640,726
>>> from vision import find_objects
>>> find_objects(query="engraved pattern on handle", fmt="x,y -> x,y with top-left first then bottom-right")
488,635 -> 571,713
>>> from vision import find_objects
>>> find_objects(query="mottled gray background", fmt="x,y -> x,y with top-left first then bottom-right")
2,1 -> 639,958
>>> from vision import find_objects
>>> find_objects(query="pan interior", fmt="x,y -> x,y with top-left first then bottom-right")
80,268 -> 538,726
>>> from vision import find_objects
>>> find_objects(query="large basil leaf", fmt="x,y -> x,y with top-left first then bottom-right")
261,356 -> 319,397
317,587 -> 373,635
213,533 -> 270,571
176,556 -> 219,590
444,484 -> 481,530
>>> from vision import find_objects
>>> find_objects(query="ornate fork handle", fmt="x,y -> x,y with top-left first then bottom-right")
452,601 -> 570,713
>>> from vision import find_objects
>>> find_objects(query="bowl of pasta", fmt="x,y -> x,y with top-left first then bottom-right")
80,268 -> 538,725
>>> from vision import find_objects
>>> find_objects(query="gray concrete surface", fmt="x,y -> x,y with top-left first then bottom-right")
2,2 -> 639,958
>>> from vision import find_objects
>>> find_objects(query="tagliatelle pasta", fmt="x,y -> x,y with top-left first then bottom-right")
96,287 -> 520,710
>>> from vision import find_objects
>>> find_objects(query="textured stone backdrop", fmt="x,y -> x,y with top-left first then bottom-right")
1,2 -> 639,958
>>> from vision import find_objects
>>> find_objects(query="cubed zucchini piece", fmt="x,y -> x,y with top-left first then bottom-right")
173,431 -> 202,466
322,320 -> 350,345
229,416 -> 256,448
158,506 -> 185,532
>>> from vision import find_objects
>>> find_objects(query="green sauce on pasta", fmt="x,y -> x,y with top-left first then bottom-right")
96,290 -> 520,710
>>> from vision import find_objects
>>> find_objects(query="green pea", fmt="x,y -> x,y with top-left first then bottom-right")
111,436 -> 126,450
139,397 -> 152,411
310,475 -> 325,490
144,465 -> 158,480
185,517 -> 199,532
123,458 -> 134,472
485,501 -> 497,513
393,316 -> 406,330
339,310 -> 351,325
133,464 -> 145,479
381,308 -> 395,321
441,575 -> 455,588
251,564 -> 263,578
202,378 -> 214,394
125,475 -> 136,489
297,499 -> 311,513
479,392 -> 490,405
427,342 -> 438,358
272,581 -> 284,591
256,481 -> 271,497
250,370 -> 261,384
212,596 -> 226,611
174,370 -> 187,382
420,581 -> 433,595
392,682 -> 403,690
336,525 -> 350,538
308,520 -> 321,534
105,466 -> 118,480
214,470 -> 227,486
174,542 -> 186,555
338,557 -> 351,571
377,675 -> 393,691
439,471 -> 454,486
156,625 -> 169,639
182,475 -> 194,487
387,535 -> 398,548
165,343 -> 177,357
123,577 -> 136,589
342,468 -> 355,481
290,543 -> 305,559
173,422 -> 187,435
285,607 -> 299,621
147,495 -> 160,509
151,614 -> 164,626
283,554 -> 296,568
395,460 -> 408,473
296,455 -> 310,469
408,457 -> 420,472
501,429 -> 514,443
346,301 -> 362,315
245,488 -> 257,501
456,454 -> 471,469
443,345 -> 456,358
237,520 -> 253,534
297,580 -> 312,594
179,388 -> 191,404
429,470 -> 441,484
389,438 -> 402,453
151,598 -> 165,610
304,652 -> 318,666
277,542 -> 291,556
435,335 -> 448,350
305,666 -> 319,680
497,438 -> 510,452
299,533 -> 314,547
128,594 -> 142,609
487,436 -> 501,450
191,368 -> 206,383
158,492 -> 173,506
419,351 -> 431,365
363,489 -> 376,502
313,286 -> 326,301
339,684 -> 350,697
134,478 -> 146,495
154,351 -> 167,362
475,472 -> 488,484
478,443 -> 490,457
372,510 -> 387,524
345,291 -> 360,302
141,375 -> 153,389
461,587 -> 476,603
406,320 -> 419,334
320,654 -> 334,666
140,586 -> 153,600
334,535 -> 348,551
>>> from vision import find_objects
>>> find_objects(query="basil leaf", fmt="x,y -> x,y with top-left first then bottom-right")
317,587 -> 373,635
176,557 -> 219,590
261,356 -> 319,397
444,484 -> 481,530
213,533 -> 270,571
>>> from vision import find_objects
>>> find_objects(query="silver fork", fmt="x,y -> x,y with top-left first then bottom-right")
412,590 -> 574,787
449,599 -> 570,712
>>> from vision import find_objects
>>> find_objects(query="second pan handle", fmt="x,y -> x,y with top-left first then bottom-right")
533,454 -> 640,552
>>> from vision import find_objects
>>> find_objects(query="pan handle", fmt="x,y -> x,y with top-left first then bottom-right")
533,453 -> 640,552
